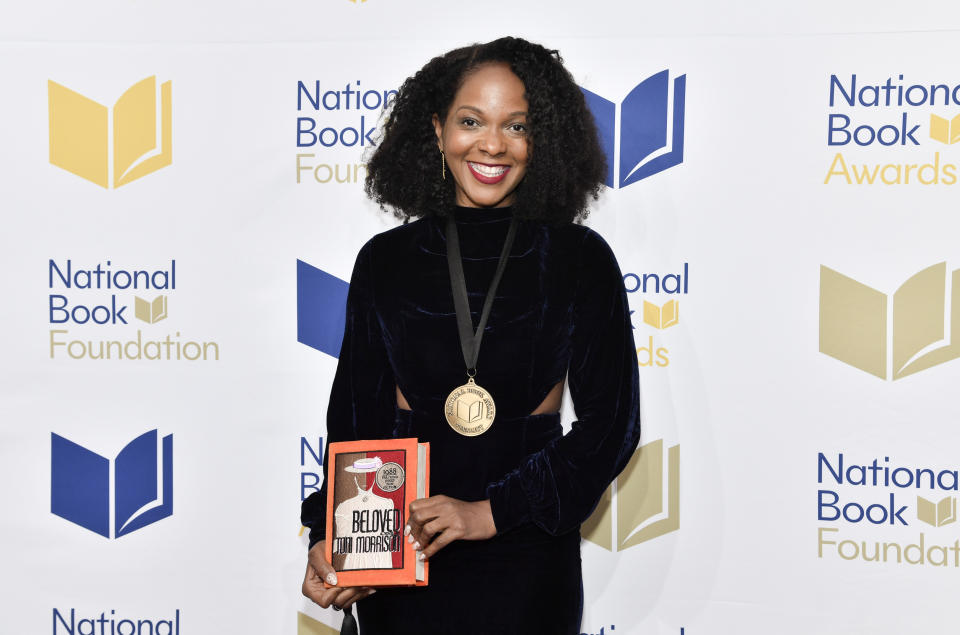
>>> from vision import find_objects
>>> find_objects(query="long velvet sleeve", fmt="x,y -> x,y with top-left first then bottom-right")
485,229 -> 642,535
300,239 -> 396,549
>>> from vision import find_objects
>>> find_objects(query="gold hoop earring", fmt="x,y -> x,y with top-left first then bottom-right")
440,150 -> 446,181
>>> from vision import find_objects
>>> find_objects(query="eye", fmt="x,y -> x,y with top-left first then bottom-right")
460,117 -> 480,127
508,122 -> 528,134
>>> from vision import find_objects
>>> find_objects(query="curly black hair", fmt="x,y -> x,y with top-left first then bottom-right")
364,36 -> 607,224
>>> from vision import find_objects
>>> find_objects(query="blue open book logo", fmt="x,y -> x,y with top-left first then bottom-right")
297,259 -> 349,359
581,70 -> 686,188
51,430 -> 173,538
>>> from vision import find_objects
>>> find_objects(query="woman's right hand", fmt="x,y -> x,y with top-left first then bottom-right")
302,541 -> 377,610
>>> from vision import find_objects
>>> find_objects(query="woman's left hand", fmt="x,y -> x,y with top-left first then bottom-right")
405,496 -> 497,560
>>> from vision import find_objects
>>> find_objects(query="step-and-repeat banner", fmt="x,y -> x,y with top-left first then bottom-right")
3,3 -> 960,633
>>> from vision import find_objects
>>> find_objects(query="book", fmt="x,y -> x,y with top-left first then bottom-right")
917,496 -> 957,527
135,295 -> 168,324
50,429 -> 173,538
296,259 -> 350,358
580,70 -> 686,188
820,263 -> 960,380
325,437 -> 429,587
930,113 -> 960,145
48,76 -> 172,188
642,299 -> 679,329
581,438 -> 679,551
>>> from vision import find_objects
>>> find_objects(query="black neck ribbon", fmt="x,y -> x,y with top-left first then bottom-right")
445,213 -> 519,375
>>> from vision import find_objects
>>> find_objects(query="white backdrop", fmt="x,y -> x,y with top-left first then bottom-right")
3,2 -> 960,633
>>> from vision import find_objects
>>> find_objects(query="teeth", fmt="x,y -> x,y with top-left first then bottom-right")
469,162 -> 507,177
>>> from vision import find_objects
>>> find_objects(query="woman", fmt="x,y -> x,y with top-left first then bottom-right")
301,36 -> 641,634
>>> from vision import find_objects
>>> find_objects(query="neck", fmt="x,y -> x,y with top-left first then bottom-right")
451,205 -> 514,224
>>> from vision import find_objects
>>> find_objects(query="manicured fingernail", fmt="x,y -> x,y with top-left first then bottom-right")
418,552 -> 426,561
406,534 -> 414,544
404,525 -> 411,536
326,573 -> 338,585
413,541 -> 420,550
369,589 -> 377,595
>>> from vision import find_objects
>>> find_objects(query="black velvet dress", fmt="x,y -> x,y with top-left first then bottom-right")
301,207 -> 641,635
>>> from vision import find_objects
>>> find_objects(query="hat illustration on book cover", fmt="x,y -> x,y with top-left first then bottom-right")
344,456 -> 383,473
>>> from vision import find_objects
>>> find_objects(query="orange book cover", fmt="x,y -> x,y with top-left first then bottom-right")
324,437 -> 430,587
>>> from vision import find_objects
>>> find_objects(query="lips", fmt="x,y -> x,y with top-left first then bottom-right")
467,161 -> 510,185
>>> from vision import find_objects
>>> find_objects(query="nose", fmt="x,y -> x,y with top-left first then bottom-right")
478,126 -> 507,156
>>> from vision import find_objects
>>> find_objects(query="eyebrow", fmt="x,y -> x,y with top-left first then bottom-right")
455,105 -> 528,117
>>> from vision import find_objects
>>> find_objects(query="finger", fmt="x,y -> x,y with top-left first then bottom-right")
421,518 -> 449,543
407,495 -> 448,526
340,587 -> 377,610
419,529 -> 457,560
302,564 -> 340,608
407,529 -> 423,552
302,564 -> 325,604
318,585 -> 343,609
408,495 -> 448,516
406,514 -> 436,549
307,541 -> 339,587
331,587 -> 360,609
405,517 -> 419,548
405,503 -> 420,539
408,521 -> 440,551
407,503 -> 443,544
331,586 -> 373,609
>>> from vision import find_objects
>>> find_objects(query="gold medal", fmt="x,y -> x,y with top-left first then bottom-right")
444,377 -> 496,437
443,214 -> 517,437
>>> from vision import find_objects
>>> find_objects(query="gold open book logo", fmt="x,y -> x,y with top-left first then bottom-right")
917,496 -> 957,528
135,295 -> 168,324
48,76 -> 172,188
819,263 -> 960,380
930,114 -> 960,145
582,439 -> 679,551
457,394 -> 482,423
643,299 -> 679,329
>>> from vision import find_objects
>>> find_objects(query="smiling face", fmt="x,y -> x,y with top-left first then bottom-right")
433,62 -> 530,208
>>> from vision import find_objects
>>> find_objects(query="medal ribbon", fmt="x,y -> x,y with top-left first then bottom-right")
445,213 -> 519,375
